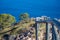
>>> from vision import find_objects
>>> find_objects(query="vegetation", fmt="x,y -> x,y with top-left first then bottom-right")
0,13 -> 46,39
19,13 -> 29,20
0,14 -> 16,30
0,13 -> 35,38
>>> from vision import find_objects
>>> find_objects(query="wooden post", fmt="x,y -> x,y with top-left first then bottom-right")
35,22 -> 39,40
46,22 -> 50,40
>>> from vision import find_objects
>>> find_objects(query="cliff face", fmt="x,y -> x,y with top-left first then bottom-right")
0,20 -> 35,39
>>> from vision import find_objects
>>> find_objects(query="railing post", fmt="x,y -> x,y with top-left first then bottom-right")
35,22 -> 39,40
46,22 -> 50,40
53,25 -> 59,40
52,23 -> 57,40
35,17 -> 39,40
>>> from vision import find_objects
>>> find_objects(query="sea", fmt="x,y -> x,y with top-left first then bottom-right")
0,0 -> 60,21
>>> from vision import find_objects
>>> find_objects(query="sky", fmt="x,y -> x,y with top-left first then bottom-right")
0,0 -> 60,21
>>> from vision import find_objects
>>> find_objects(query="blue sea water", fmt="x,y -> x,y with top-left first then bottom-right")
0,0 -> 60,21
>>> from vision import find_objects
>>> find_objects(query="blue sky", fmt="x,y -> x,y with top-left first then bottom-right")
0,0 -> 60,21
